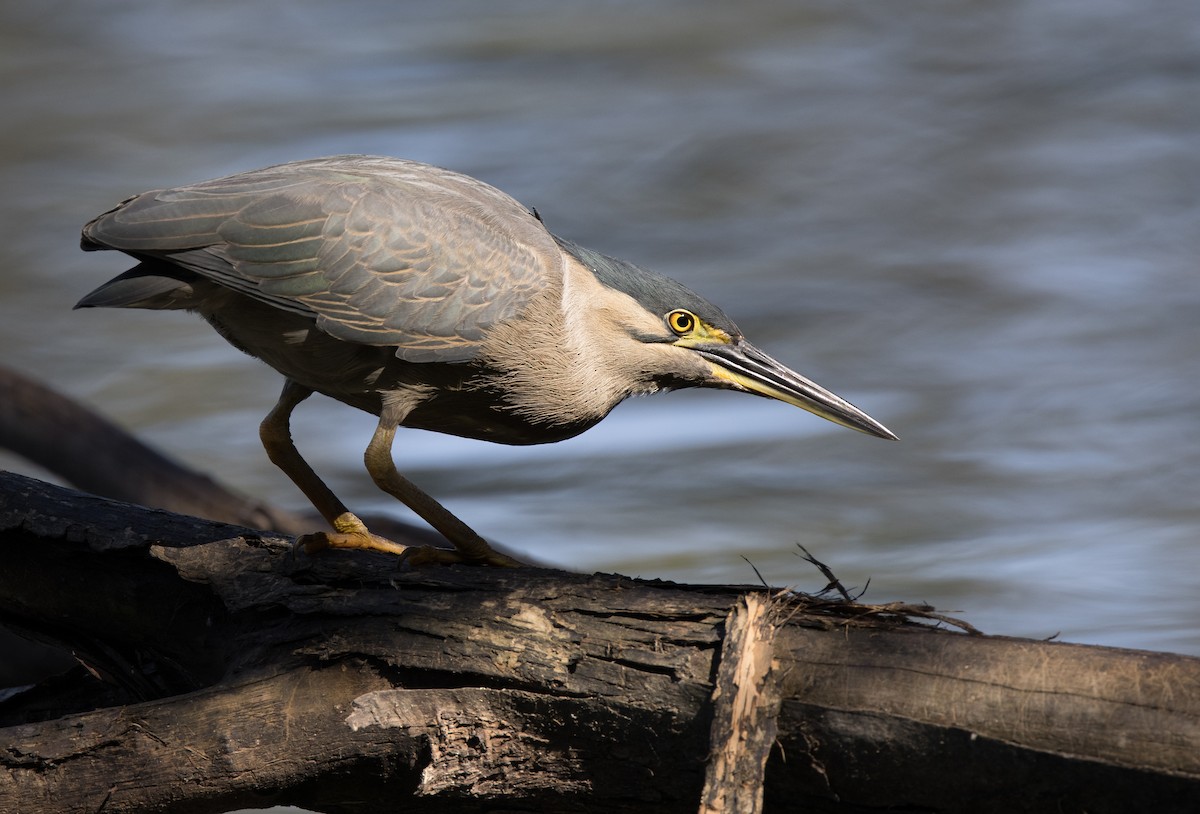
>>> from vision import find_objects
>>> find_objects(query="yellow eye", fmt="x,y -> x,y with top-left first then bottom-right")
666,309 -> 697,335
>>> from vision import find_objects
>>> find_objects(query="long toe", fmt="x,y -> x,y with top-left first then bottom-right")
297,529 -> 523,567
399,542 -> 524,568
297,529 -> 414,558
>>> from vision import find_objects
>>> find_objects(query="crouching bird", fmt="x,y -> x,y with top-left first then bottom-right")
78,156 -> 895,566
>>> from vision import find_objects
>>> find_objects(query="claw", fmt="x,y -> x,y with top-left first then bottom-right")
297,510 -> 523,567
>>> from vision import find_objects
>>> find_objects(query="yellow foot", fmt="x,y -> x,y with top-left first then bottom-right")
297,512 -> 523,568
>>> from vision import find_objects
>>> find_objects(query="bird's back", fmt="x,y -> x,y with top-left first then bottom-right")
80,156 -> 564,365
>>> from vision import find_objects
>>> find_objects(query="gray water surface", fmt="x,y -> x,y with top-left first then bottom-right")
1,0 -> 1197,654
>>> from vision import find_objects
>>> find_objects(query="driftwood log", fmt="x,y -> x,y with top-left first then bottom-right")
1,470 -> 1198,813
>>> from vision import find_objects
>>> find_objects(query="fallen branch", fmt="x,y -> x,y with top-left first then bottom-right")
1,471 -> 1198,813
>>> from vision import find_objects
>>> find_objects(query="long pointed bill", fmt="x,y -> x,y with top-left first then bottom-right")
695,340 -> 897,439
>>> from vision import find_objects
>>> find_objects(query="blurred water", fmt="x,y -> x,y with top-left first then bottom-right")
1,0 -> 1197,657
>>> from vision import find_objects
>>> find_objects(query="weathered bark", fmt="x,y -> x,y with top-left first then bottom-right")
699,594 -> 782,814
1,470 -> 1198,813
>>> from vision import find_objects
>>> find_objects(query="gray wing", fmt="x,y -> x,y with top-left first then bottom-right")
82,156 -> 561,363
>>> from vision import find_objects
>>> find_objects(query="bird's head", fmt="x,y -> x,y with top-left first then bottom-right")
558,237 -> 897,441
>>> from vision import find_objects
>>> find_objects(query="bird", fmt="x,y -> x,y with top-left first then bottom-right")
77,155 -> 895,567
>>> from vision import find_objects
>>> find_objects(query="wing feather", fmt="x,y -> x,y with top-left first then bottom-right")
83,156 -> 560,363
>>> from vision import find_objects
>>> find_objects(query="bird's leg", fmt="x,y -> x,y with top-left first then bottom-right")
259,380 -> 408,558
364,418 -> 523,567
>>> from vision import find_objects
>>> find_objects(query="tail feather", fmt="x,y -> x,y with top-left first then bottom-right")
75,263 -> 197,310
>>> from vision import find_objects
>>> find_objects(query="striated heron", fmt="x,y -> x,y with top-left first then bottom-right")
78,156 -> 895,566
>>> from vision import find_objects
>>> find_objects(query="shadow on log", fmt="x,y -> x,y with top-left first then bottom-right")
1,470 -> 1199,813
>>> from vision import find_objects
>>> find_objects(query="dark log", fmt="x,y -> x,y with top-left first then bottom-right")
1,470 -> 1198,813
0,363 -> 445,547
0,363 -> 304,535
